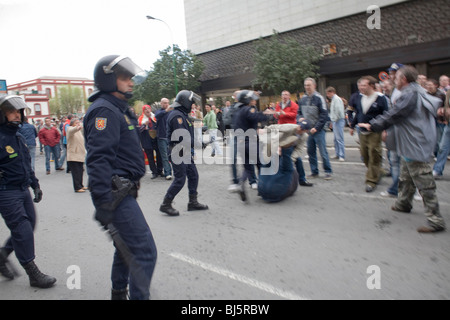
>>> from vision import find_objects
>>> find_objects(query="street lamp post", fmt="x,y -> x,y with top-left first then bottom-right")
146,15 -> 179,96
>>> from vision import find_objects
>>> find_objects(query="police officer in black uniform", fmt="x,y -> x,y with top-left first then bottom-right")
0,95 -> 56,288
233,90 -> 274,201
159,90 -> 209,216
84,55 -> 157,300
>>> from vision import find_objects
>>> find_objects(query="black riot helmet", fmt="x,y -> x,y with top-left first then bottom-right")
237,90 -> 259,105
0,95 -> 30,126
171,90 -> 202,114
88,55 -> 147,102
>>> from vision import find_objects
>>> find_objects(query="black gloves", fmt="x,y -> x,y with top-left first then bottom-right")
33,188 -> 43,203
94,204 -> 114,227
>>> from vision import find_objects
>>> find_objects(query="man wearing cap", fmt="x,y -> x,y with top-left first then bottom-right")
388,63 -> 404,104
258,121 -> 311,202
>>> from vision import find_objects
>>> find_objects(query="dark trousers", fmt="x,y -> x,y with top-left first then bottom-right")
111,195 -> 157,300
0,189 -> 36,265
144,144 -> 162,175
258,147 -> 298,202
68,161 -> 84,191
165,155 -> 199,200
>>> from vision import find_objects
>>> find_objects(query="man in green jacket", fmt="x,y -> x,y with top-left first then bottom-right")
203,104 -> 222,157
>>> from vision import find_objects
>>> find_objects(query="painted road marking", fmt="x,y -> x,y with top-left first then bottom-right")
169,252 -> 309,300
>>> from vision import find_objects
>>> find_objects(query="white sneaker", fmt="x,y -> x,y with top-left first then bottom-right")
251,183 -> 258,190
433,171 -> 442,179
165,175 -> 172,180
339,158 -> 345,162
227,184 -> 240,193
380,191 -> 396,198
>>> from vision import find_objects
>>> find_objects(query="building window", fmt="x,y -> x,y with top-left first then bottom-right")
46,88 -> 52,97
34,103 -> 41,115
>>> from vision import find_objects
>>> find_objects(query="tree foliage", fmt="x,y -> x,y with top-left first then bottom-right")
132,45 -> 204,105
48,85 -> 84,117
252,31 -> 321,94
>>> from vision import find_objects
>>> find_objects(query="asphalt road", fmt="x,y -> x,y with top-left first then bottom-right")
1,129 -> 449,300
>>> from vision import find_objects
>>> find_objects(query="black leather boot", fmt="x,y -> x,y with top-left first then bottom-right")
0,248 -> 15,280
23,261 -> 56,288
111,288 -> 128,300
187,193 -> 209,211
160,197 -> 179,216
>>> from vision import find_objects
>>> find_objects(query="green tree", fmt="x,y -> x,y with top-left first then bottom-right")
132,45 -> 204,105
49,85 -> 85,117
252,31 -> 321,94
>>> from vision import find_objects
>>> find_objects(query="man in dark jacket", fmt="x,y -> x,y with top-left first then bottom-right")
155,98 -> 173,180
359,66 -> 445,233
298,78 -> 333,180
0,95 -> 56,288
18,116 -> 37,170
159,90 -> 209,216
84,55 -> 157,300
232,90 -> 274,200
350,76 -> 388,192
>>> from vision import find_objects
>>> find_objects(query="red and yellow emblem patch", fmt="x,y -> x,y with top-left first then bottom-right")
95,117 -> 107,131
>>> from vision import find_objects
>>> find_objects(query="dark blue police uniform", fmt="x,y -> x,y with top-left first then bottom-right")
165,108 -> 198,199
0,123 -> 40,266
84,93 -> 157,300
233,104 -> 269,184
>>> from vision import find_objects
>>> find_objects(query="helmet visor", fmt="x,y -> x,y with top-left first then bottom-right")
104,56 -> 148,85
190,92 -> 202,108
0,95 -> 30,114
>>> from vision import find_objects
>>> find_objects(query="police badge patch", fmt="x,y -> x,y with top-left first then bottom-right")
5,146 -> 14,154
177,117 -> 183,124
95,118 -> 107,131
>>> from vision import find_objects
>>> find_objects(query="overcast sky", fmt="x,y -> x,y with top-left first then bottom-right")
0,0 -> 187,85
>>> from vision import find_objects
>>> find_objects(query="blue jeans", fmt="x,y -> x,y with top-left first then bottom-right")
44,145 -> 62,171
433,124 -> 450,176
307,130 -> 332,175
295,158 -> 307,182
332,119 -> 345,159
157,138 -> 172,177
434,122 -> 446,156
387,150 -> 400,195
258,146 -> 298,202
111,195 -> 157,300
28,145 -> 36,171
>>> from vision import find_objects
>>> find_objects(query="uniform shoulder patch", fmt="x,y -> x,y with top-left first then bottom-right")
95,118 -> 107,131
177,117 -> 183,125
250,108 -> 256,113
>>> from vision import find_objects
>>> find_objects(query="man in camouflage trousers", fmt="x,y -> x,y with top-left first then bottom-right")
359,66 -> 445,233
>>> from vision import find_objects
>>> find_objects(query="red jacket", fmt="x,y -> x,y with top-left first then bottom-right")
275,100 -> 298,124
38,126 -> 61,147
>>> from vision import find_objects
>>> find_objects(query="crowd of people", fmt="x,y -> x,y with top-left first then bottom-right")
1,54 -> 449,299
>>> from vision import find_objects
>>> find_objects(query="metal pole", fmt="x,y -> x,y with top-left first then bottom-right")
146,16 -> 179,96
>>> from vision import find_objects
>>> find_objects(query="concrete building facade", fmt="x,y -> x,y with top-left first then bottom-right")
7,76 -> 94,121
184,0 -> 450,103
